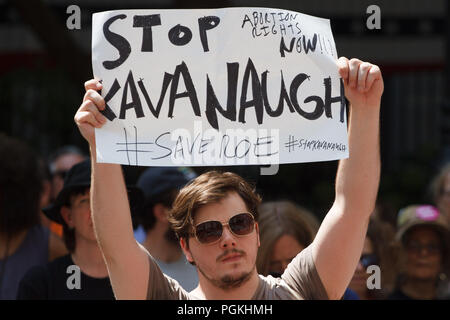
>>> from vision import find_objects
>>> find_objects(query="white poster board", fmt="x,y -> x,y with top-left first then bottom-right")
91,8 -> 348,166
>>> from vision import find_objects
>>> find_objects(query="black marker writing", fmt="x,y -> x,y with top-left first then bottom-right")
102,14 -> 220,70
100,59 -> 346,130
116,126 -> 153,165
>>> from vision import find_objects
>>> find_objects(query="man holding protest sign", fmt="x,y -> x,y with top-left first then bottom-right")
74,53 -> 383,299
75,7 -> 383,300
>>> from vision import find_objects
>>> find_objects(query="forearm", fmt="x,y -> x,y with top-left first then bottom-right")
90,145 -> 136,261
313,102 -> 381,299
334,102 -> 381,216
312,58 -> 383,299
76,80 -> 150,298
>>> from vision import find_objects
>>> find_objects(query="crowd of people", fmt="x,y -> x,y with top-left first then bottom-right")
2,135 -> 448,301
1,57 -> 449,300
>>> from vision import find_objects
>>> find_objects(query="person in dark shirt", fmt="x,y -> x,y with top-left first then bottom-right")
16,159 -> 142,300
0,134 -> 67,300
17,254 -> 114,300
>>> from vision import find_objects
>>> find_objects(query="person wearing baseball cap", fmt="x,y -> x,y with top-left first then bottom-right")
135,167 -> 198,292
388,205 -> 450,300
16,159 -> 142,299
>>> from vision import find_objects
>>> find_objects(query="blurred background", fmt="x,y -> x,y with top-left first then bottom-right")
0,0 -> 448,225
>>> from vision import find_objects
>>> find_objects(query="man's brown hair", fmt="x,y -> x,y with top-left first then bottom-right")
168,171 -> 262,243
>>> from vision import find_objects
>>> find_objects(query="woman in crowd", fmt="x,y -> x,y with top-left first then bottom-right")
256,200 -> 319,277
388,205 -> 450,300
348,216 -> 396,299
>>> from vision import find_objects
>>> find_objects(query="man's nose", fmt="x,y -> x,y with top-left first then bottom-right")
418,246 -> 433,256
220,225 -> 237,248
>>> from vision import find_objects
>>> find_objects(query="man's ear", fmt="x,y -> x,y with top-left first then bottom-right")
180,237 -> 195,264
60,206 -> 74,228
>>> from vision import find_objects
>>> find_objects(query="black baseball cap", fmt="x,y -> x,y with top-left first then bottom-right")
137,167 -> 197,201
43,159 -> 143,224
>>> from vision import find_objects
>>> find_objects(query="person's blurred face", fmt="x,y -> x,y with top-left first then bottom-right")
349,237 -> 376,297
51,153 -> 85,200
438,172 -> 450,221
181,192 -> 260,290
62,191 -> 97,243
268,234 -> 304,277
405,227 -> 443,281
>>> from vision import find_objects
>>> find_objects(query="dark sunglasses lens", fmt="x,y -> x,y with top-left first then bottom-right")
360,254 -> 377,268
229,213 -> 254,235
195,221 -> 222,243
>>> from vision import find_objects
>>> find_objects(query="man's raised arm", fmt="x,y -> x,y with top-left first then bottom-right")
310,57 -> 383,299
74,79 -> 149,299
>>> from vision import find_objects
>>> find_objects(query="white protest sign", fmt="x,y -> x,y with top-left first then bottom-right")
91,8 -> 348,166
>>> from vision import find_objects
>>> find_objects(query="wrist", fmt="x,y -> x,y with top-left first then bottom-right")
349,102 -> 381,117
89,144 -> 97,161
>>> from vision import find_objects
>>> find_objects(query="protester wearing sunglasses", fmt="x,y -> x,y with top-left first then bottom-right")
347,217 -> 392,300
388,205 -> 450,300
75,57 -> 383,300
347,214 -> 399,300
48,145 -> 86,203
39,146 -> 87,239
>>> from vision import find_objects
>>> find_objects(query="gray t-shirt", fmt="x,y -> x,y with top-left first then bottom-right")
154,254 -> 198,292
146,245 -> 328,300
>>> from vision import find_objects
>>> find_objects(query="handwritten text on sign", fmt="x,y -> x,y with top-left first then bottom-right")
91,8 -> 348,166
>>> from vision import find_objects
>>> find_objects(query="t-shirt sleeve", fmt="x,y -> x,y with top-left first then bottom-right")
146,252 -> 191,300
281,245 -> 329,300
16,265 -> 49,300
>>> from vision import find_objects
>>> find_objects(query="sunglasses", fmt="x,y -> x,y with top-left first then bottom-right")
360,253 -> 378,268
192,213 -> 255,244
406,242 -> 442,255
